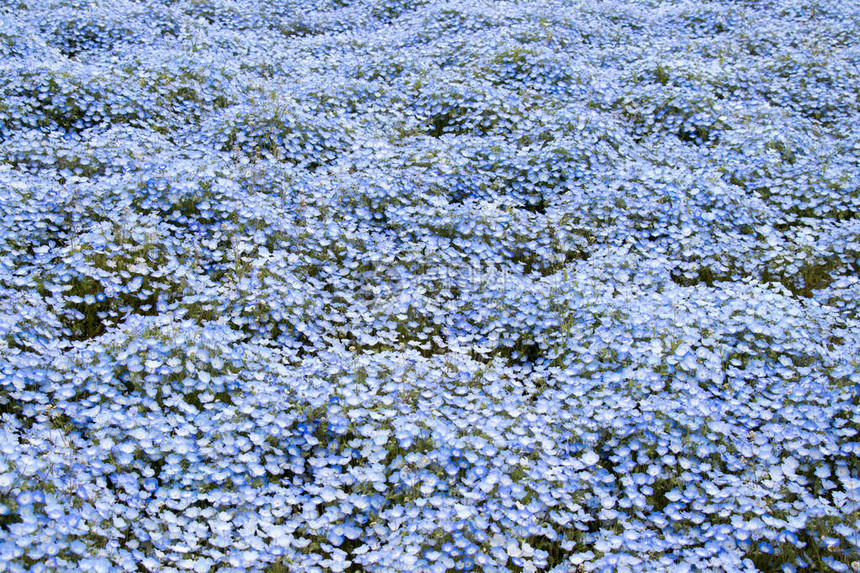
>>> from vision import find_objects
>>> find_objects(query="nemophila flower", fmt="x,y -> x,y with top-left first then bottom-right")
1,0 -> 859,571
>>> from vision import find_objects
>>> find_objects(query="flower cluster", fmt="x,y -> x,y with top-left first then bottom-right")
1,0 -> 859,571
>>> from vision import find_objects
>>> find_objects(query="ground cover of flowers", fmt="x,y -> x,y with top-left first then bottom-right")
0,0 -> 859,571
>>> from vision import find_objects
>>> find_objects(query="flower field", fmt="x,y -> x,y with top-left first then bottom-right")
1,0 -> 859,571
